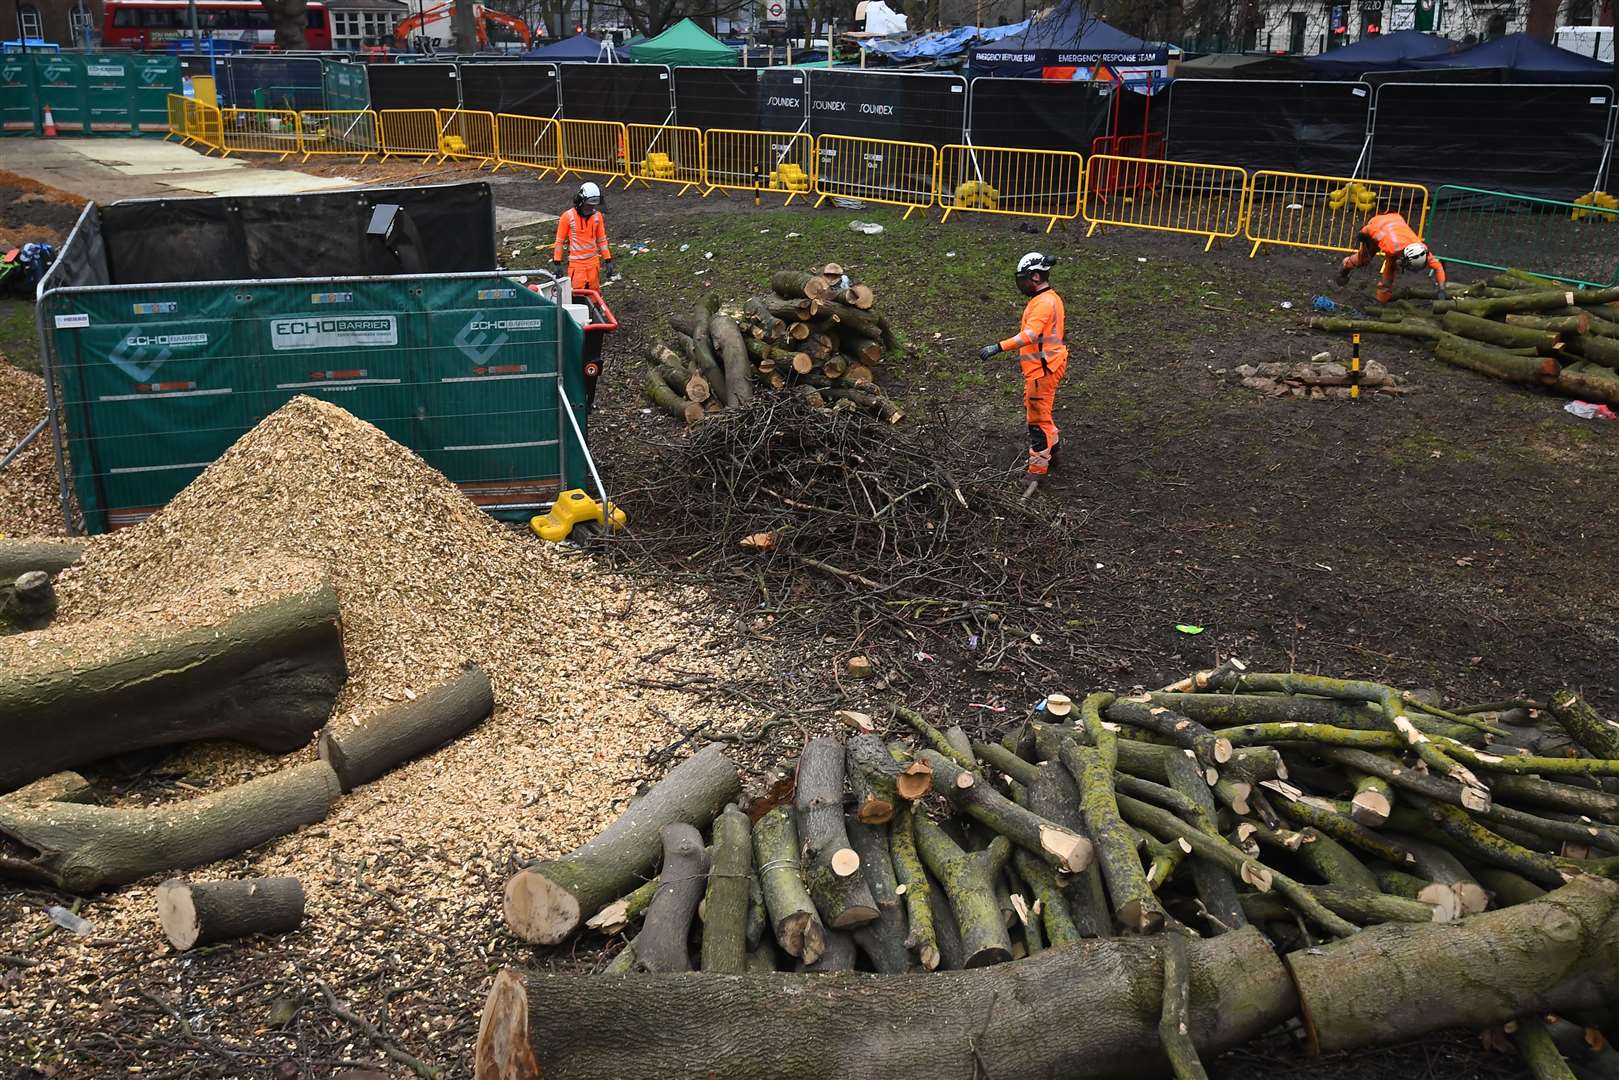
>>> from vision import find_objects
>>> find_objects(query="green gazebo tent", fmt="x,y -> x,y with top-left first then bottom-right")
629,18 -> 738,66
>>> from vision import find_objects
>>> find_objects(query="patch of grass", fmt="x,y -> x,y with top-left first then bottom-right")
1389,428 -> 1477,467
0,298 -> 40,373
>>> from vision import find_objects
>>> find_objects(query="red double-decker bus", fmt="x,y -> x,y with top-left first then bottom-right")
103,0 -> 331,50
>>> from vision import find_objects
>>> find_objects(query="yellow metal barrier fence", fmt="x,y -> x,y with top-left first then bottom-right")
1245,171 -> 1432,257
938,144 -> 1084,233
166,93 -> 187,143
703,129 -> 815,203
1083,155 -> 1249,251
437,108 -> 498,163
626,123 -> 704,194
814,134 -> 937,219
379,108 -> 443,160
494,113 -> 562,175
220,108 -> 302,159
187,98 -> 223,153
556,118 -> 628,185
298,109 -> 379,161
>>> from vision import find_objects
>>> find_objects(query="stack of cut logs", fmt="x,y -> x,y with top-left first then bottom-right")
643,263 -> 903,425
1312,269 -> 1619,404
485,663 -> 1619,1080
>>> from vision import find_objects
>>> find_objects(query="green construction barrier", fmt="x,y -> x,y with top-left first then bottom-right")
322,60 -> 369,112
0,54 -> 179,136
1427,184 -> 1619,289
41,274 -> 586,532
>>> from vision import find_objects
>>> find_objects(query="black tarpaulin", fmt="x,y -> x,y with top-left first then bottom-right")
1166,79 -> 1371,175
674,67 -> 760,133
99,183 -> 496,284
459,62 -> 559,115
1369,83 -> 1612,199
558,63 -> 671,124
807,70 -> 965,147
967,77 -> 1112,151
366,63 -> 461,110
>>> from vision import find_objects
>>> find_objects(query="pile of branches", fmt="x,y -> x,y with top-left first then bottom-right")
627,393 -> 1089,671
485,666 -> 1619,1080
1312,269 -> 1619,404
641,264 -> 903,425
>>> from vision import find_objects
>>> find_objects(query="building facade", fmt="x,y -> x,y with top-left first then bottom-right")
326,0 -> 406,48
4,0 -> 101,45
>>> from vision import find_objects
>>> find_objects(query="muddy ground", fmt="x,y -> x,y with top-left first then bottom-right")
3,165 -> 1617,1079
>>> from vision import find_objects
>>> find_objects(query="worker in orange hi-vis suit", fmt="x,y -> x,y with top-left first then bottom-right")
551,181 -> 617,291
978,252 -> 1067,492
1338,211 -> 1447,303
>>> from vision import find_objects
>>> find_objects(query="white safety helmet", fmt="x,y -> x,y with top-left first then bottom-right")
1401,242 -> 1429,270
1016,251 -> 1056,278
575,181 -> 602,207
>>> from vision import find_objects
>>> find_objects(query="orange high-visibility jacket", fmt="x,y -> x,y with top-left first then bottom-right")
998,288 -> 1067,372
553,208 -> 610,265
1364,213 -> 1446,284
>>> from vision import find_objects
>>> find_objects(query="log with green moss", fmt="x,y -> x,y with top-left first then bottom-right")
1438,287 -> 1577,319
1565,334 -> 1619,370
1440,311 -> 1562,351
1548,691 -> 1619,760
847,816 -> 909,974
911,813 -> 1013,968
699,806 -> 753,974
751,804 -> 827,963
1435,333 -> 1561,386
795,738 -> 878,929
1026,760 -> 1113,938
1557,360 -> 1619,406
1162,751 -> 1247,935
888,803 -> 940,970
1106,698 -> 1232,774
1308,316 -> 1442,340
917,750 -> 1093,875
1505,312 -> 1591,334
1060,741 -> 1163,933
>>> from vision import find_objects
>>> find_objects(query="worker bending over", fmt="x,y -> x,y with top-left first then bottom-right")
978,252 -> 1067,490
1338,211 -> 1447,303
551,182 -> 616,291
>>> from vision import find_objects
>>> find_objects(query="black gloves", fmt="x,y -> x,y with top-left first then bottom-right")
550,260 -> 563,278
977,344 -> 1001,362
1436,285 -> 1450,301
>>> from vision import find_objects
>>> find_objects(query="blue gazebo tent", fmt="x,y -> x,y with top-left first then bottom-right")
967,6 -> 1167,77
1304,29 -> 1458,75
1406,32 -> 1611,81
524,33 -> 615,61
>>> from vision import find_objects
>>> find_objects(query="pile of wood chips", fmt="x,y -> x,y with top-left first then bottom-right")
2,396 -> 766,1074
0,361 -> 63,538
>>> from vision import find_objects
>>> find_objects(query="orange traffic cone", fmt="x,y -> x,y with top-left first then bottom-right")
41,104 -> 57,138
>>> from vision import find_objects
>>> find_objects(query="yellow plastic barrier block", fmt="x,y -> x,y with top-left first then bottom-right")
530,489 -> 627,542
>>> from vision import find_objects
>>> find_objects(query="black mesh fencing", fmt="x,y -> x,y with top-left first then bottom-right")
459,62 -> 558,115
1166,79 -> 1372,175
558,63 -> 671,124
367,62 -> 460,110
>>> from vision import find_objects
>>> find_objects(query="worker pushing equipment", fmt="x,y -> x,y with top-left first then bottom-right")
552,182 -> 618,292
1338,212 -> 1447,303
978,252 -> 1067,494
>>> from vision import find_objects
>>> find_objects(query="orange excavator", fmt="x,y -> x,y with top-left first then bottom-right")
394,3 -> 535,50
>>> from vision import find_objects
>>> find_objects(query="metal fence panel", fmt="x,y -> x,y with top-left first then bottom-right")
626,123 -> 704,192
220,107 -> 302,158
814,134 -> 937,217
938,143 -> 1083,232
557,118 -> 628,184
1083,155 -> 1247,251
495,113 -> 561,174
704,128 -> 815,201
299,109 -> 379,160
438,107 -> 497,162
1426,185 -> 1619,287
1244,170 -> 1431,257
379,108 -> 443,159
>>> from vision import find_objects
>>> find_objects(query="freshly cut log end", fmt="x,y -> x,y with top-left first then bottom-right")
896,761 -> 934,801
1117,897 -> 1168,935
1351,789 -> 1393,828
503,869 -> 581,947
1417,883 -> 1461,923
685,374 -> 711,403
780,910 -> 826,965
475,969 -> 541,1080
156,876 -> 306,951
830,848 -> 861,878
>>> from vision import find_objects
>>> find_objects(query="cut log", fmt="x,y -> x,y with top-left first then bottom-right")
684,373 -> 711,404
1557,361 -> 1619,406
317,665 -> 492,793
584,876 -> 659,935
503,745 -> 740,944
0,581 -> 346,794
473,926 -> 1294,1080
1308,316 -> 1442,341
846,734 -> 903,825
1440,311 -> 1561,351
833,283 -> 875,310
645,371 -> 703,423
1474,866 -> 1547,907
847,816 -> 909,973
1490,775 -> 1619,822
710,314 -> 753,407
911,813 -> 1013,968
1,771 -> 92,805
824,386 -> 902,424
1443,288 -> 1577,319
743,297 -> 787,337
1506,313 -> 1591,334
822,356 -> 848,380
1511,1015 -> 1580,1080
0,540 -> 82,580
889,803 -> 940,970
796,737 -> 878,929
691,295 -> 728,407
917,750 -> 1093,874
1158,933 -> 1210,1080
1434,333 -> 1560,386
770,271 -> 831,303
753,804 -> 826,962
1549,690 -> 1619,760
1384,834 -> 1489,915
1061,741 -> 1164,933
156,876 -> 306,950
1108,697 -> 1233,772
2,570 -> 55,630
0,760 -> 340,893
699,806 -> 752,974
819,300 -> 884,342
1348,770 -> 1395,828
1163,751 -> 1247,936
846,364 -> 875,385
1292,827 -> 1381,891
1288,876 -> 1619,1053
798,928 -> 858,972
634,823 -> 708,973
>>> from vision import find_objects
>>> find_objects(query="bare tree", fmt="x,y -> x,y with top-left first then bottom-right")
260,0 -> 309,49
453,0 -> 479,49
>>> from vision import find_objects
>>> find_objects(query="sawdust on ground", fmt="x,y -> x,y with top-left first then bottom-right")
0,360 -> 63,538
1,396 -> 767,1074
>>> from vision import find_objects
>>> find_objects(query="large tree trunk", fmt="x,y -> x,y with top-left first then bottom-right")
318,664 -> 492,792
796,737 -> 878,929
0,761 -> 340,893
156,876 -> 306,950
0,540 -> 82,580
0,583 -> 346,794
473,926 -> 1293,1080
451,0 -> 478,51
503,745 -> 740,944
258,0 -> 309,50
1287,875 -> 1619,1053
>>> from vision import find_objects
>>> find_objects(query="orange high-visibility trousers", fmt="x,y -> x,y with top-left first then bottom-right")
1340,237 -> 1397,303
568,258 -> 601,291
1023,356 -> 1066,476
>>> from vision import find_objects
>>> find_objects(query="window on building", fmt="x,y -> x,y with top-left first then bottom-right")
1360,2 -> 1383,35
1486,10 -> 1507,35
1568,0 -> 1595,22
18,3 -> 43,37
1287,11 -> 1306,51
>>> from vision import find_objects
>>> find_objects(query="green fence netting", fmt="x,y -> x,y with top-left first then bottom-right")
322,60 -> 370,111
41,272 -> 585,532
1427,184 -> 1619,288
0,54 -> 180,136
